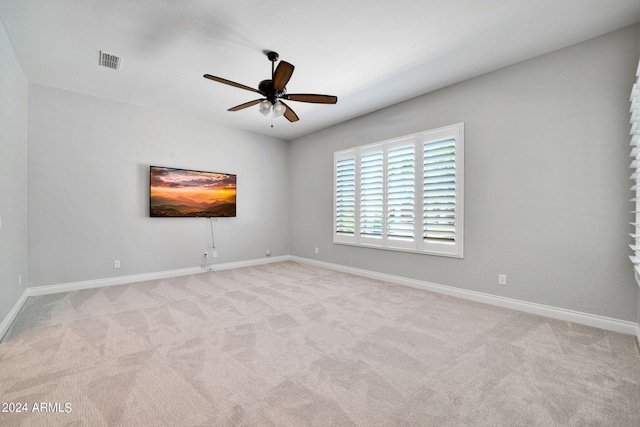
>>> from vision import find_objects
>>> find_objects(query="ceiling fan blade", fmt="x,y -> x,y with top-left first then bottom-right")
203,74 -> 262,95
228,99 -> 264,111
280,101 -> 299,122
284,94 -> 338,104
273,61 -> 295,91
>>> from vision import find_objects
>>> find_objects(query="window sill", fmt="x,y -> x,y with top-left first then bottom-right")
333,240 -> 463,259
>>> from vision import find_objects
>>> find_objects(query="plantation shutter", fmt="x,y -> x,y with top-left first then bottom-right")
387,143 -> 415,241
630,60 -> 640,278
423,138 -> 457,242
334,122 -> 463,257
335,156 -> 356,236
360,148 -> 384,238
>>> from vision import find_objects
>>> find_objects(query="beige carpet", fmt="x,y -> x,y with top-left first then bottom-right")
0,261 -> 638,426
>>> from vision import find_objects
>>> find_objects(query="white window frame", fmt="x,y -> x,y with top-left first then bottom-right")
333,123 -> 464,258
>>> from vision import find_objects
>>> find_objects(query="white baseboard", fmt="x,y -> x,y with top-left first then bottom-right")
291,256 -> 639,337
210,255 -> 291,272
27,255 -> 291,297
0,290 -> 28,342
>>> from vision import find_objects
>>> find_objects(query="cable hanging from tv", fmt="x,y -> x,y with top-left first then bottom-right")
209,217 -> 216,249
201,217 -> 218,272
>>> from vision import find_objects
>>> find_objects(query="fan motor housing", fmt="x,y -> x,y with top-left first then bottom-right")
259,80 -> 286,102
258,80 -> 273,94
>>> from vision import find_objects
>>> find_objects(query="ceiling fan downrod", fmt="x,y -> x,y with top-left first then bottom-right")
267,51 -> 279,80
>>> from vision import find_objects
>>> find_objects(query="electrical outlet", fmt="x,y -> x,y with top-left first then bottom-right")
212,250 -> 218,258
498,274 -> 507,285
114,260 -> 121,269
18,274 -> 22,287
314,247 -> 319,254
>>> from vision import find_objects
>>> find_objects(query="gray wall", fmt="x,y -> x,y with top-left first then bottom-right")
27,85 -> 290,287
0,19 -> 28,321
290,25 -> 640,322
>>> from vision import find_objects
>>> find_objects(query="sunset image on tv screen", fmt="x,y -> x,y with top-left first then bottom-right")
150,166 -> 236,217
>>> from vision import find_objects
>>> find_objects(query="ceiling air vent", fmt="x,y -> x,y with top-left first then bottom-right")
99,51 -> 121,70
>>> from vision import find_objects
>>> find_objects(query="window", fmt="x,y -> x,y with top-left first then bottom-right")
334,123 -> 464,258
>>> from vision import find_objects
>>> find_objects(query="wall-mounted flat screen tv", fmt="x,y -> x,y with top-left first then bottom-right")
150,166 -> 236,217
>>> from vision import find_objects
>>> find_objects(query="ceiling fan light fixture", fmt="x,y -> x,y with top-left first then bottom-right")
272,101 -> 286,118
259,100 -> 272,116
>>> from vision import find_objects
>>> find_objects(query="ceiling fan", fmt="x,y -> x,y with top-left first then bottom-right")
203,51 -> 337,125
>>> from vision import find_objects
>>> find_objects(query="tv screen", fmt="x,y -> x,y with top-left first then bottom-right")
150,166 -> 236,217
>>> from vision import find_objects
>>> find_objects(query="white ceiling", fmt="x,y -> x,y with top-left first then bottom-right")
1,0 -> 639,141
